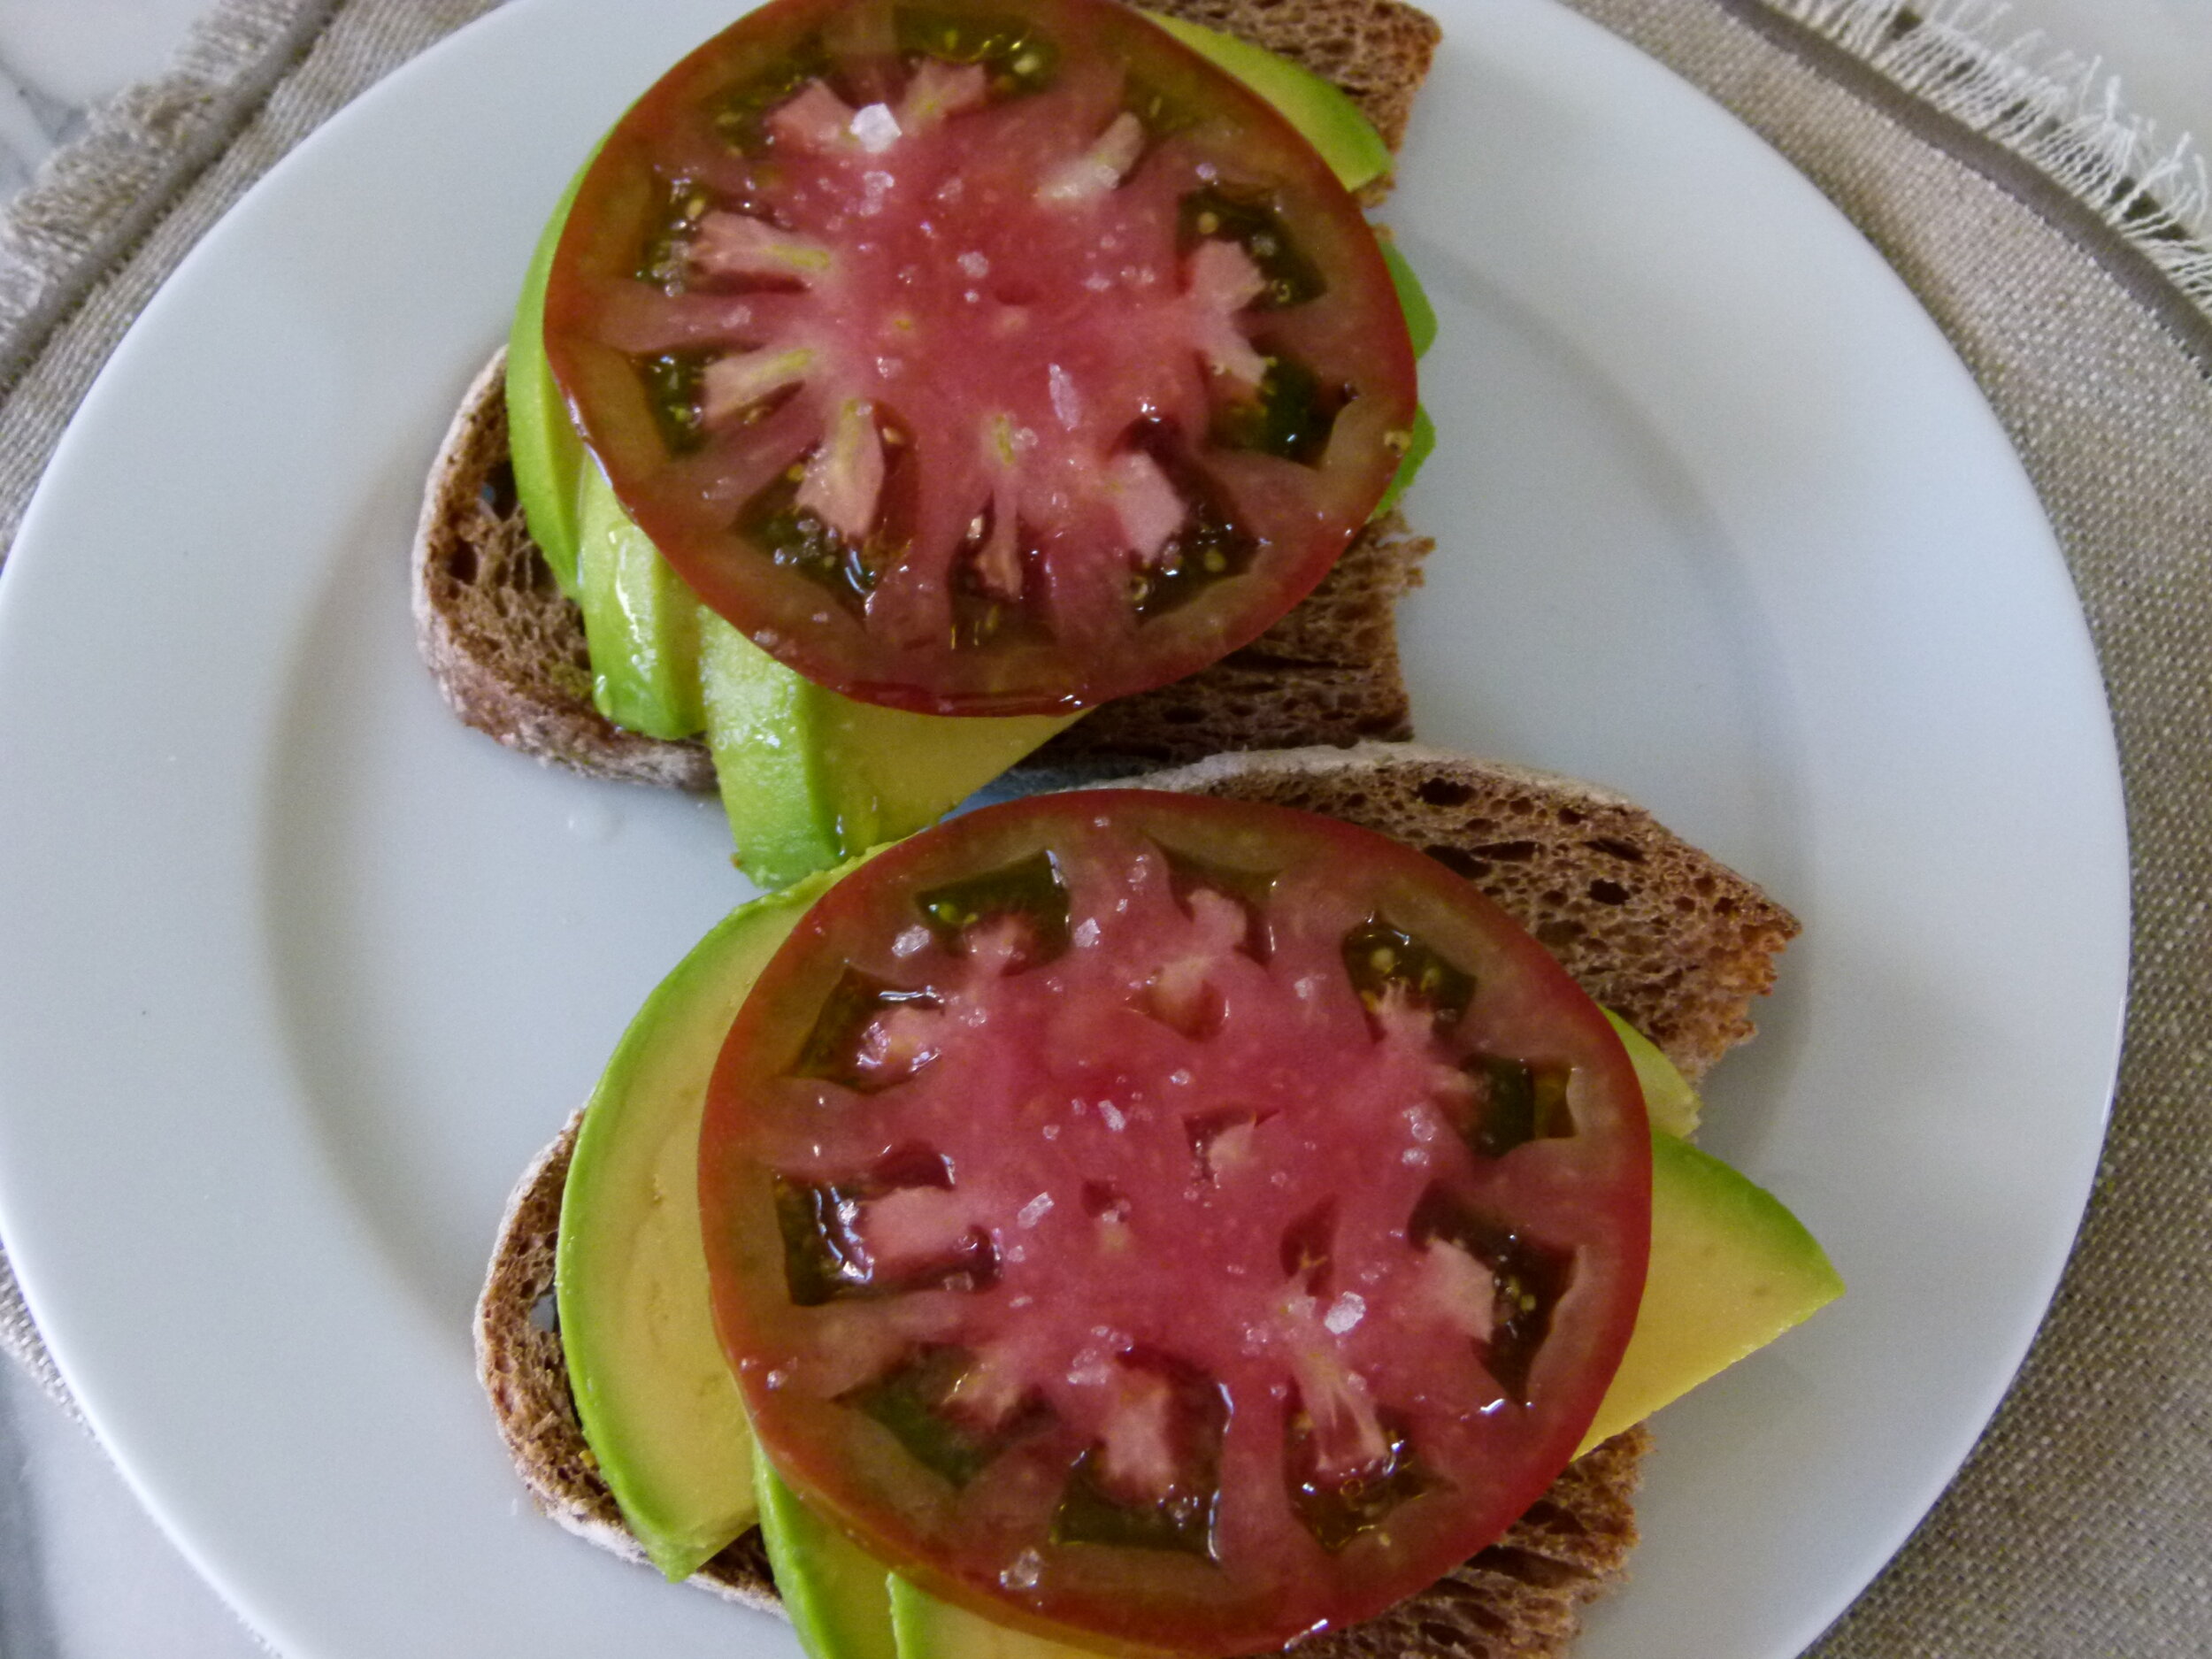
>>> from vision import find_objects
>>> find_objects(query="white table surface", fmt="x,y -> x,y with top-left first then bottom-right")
0,0 -> 2206,1655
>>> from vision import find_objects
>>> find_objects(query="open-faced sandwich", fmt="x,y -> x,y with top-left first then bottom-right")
413,0 -> 1444,888
478,743 -> 1840,1658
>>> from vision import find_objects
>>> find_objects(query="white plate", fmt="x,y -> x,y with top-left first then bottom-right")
0,0 -> 2127,1654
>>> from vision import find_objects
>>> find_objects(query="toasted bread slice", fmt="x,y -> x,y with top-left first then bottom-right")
413,0 -> 1440,790
475,744 -> 1797,1654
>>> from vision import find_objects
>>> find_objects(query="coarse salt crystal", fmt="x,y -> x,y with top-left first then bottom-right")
850,103 -> 902,153
1048,363 -> 1082,430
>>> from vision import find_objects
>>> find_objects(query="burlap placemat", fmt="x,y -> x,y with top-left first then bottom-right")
1,0 -> 2206,1653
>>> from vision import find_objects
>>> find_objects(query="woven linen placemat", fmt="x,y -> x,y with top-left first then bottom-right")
1,1 -> 2208,1654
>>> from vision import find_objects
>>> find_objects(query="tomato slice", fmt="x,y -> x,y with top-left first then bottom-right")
544,0 -> 1417,717
700,794 -> 1650,1655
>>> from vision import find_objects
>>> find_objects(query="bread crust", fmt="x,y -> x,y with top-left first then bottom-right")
411,356 -> 719,792
475,744 -> 1798,1654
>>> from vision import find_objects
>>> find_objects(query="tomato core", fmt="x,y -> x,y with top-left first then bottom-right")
701,794 -> 1650,1654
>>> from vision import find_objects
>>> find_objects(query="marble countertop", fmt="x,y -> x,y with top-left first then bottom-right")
0,1 -> 2207,1655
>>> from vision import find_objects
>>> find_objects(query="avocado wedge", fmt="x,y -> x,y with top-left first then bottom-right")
1578,1130 -> 1844,1454
889,1574 -> 1104,1659
555,867 -> 845,1578
757,1457 -> 899,1659
505,158 -> 591,599
1143,11 -> 1394,194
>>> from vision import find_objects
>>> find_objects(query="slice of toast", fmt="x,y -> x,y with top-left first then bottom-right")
413,0 -> 1440,790
475,743 -> 1798,1655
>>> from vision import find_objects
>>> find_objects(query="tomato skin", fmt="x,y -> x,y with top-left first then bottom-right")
544,0 -> 1417,716
700,793 -> 1649,1655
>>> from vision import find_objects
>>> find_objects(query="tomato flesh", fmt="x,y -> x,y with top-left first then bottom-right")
701,794 -> 1650,1655
544,0 -> 1417,715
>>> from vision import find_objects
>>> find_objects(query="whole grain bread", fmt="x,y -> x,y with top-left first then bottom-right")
474,744 -> 1797,1655
413,0 -> 1440,790
1148,0 -> 1440,154
1137,744 -> 1800,1082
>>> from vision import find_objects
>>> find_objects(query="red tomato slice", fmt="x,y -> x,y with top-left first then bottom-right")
543,0 -> 1417,716
701,793 -> 1650,1655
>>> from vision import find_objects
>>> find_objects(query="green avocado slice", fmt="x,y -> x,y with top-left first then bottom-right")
1141,11 -> 1394,194
1578,1130 -> 1844,1454
568,465 -> 1076,886
1381,241 -> 1437,359
506,158 -> 592,599
1603,1008 -> 1701,1136
577,463 -> 707,740
757,1459 -> 899,1659
888,1574 -> 1102,1659
556,868 -> 846,1580
1374,404 -> 1434,517
696,612 -> 1077,890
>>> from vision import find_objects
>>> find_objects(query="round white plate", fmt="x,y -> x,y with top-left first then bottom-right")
0,0 -> 2126,1655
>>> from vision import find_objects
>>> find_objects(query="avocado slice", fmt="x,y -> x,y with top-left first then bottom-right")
1578,1131 -> 1844,1454
757,1458 -> 899,1659
1380,241 -> 1436,360
697,612 -> 1078,889
556,869 -> 846,1579
1142,11 -> 1394,195
1603,1008 -> 1701,1136
506,158 -> 593,599
553,387 -> 1078,891
888,1574 -> 1102,1659
697,612 -> 843,887
1374,404 -> 1434,517
576,462 -> 709,740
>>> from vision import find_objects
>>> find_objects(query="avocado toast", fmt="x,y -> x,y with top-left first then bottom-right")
477,743 -> 1829,1657
415,0 -> 1443,887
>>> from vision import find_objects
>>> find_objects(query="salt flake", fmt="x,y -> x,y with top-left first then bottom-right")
850,103 -> 902,153
1048,363 -> 1083,430
1324,1293 -> 1367,1335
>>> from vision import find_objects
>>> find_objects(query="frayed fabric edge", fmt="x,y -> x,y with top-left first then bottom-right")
1764,0 -> 2212,313
0,0 -> 341,393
